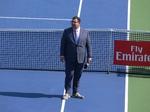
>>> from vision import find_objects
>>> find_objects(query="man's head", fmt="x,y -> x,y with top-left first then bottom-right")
71,16 -> 81,29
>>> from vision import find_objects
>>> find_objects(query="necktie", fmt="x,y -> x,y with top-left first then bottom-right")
74,30 -> 79,44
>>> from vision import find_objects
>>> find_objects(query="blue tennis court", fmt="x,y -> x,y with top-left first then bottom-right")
0,70 -> 125,112
0,0 -> 128,112
0,0 -> 128,29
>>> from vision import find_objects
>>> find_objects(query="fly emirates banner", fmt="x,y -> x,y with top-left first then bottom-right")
114,40 -> 150,66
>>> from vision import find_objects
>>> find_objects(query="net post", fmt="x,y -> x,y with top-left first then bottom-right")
107,71 -> 110,74
107,29 -> 113,74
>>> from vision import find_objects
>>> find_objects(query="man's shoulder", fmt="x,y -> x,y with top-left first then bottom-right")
80,28 -> 89,33
64,27 -> 72,31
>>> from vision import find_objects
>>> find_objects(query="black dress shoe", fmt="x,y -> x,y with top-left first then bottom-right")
72,92 -> 84,99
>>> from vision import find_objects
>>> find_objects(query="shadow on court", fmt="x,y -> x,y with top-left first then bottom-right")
0,92 -> 62,99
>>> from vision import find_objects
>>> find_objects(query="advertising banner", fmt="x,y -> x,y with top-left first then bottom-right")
114,40 -> 150,66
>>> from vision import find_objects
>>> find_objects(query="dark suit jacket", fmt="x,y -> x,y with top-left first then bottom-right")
60,27 -> 92,63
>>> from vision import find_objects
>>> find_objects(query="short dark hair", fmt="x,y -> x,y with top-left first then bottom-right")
72,16 -> 81,23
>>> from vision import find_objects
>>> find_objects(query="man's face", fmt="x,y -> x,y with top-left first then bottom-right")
71,19 -> 80,29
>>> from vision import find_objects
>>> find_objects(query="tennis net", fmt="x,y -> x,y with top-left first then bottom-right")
1,29 -> 150,75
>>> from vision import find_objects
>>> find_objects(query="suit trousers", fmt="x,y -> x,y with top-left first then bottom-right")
65,61 -> 84,94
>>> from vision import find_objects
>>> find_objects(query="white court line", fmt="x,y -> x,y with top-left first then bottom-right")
60,89 -> 66,112
124,74 -> 129,112
124,0 -> 131,112
0,16 -> 71,21
127,0 -> 131,31
77,0 -> 83,17
60,0 -> 83,112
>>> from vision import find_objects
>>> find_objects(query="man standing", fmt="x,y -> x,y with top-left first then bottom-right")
60,16 -> 92,100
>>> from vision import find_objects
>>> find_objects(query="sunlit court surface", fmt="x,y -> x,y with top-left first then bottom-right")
0,70 -> 125,112
0,0 -> 128,112
1,0 -> 150,112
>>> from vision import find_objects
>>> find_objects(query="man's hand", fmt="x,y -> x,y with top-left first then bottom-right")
87,57 -> 92,63
84,58 -> 92,69
60,56 -> 65,62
